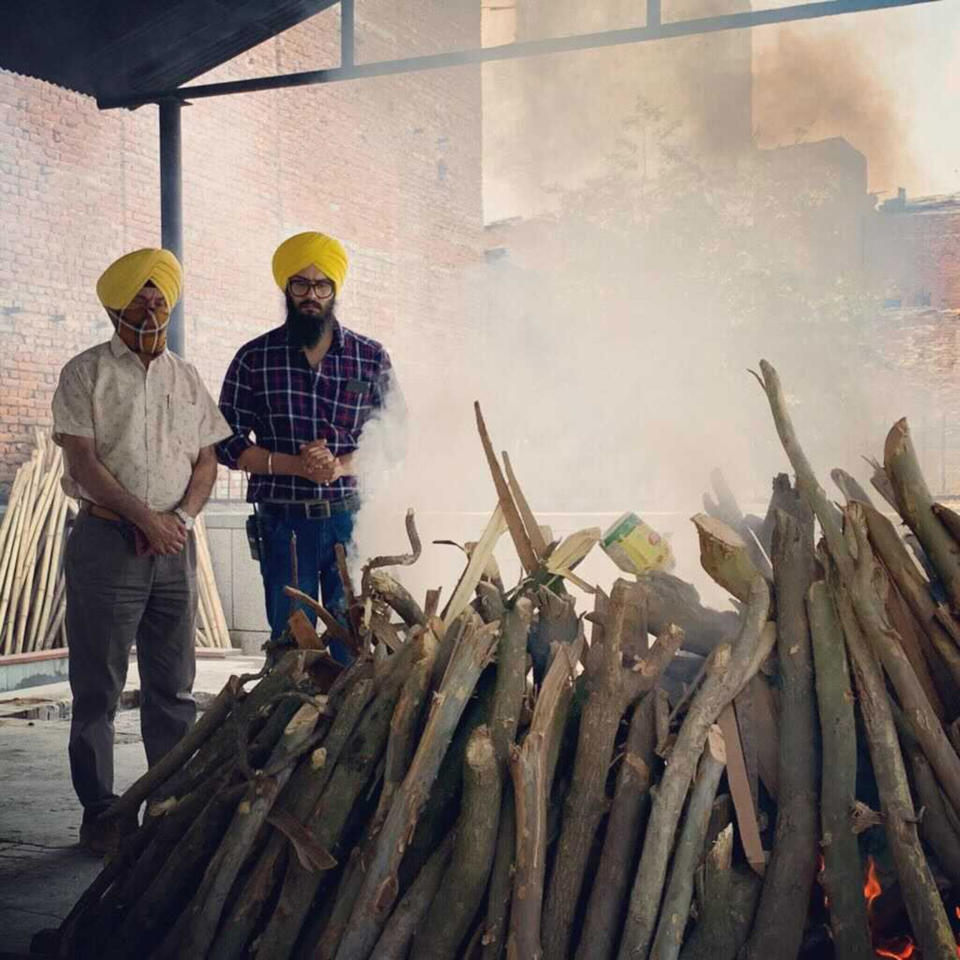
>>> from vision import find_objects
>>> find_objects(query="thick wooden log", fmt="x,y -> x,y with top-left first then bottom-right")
806,581 -> 873,960
507,631 -> 584,960
576,689 -> 664,960
333,620 -> 501,960
892,701 -> 960,887
933,501 -> 960,544
885,418 -> 960,613
676,826 -> 761,960
370,631 -> 438,832
692,513 -> 767,603
885,576 -> 953,719
544,582 -> 681,960
369,832 -> 455,960
741,510 -> 820,960
617,575 -> 772,960
490,598 -> 534,771
367,568 -> 427,627
843,505 -> 960,816
828,556 -> 957,960
477,579 -> 507,623
413,726 -> 502,959
638,571 -> 740,657
831,467 -> 876,507
649,726 -> 726,960
528,585 -> 579,684
703,468 -> 772,579
481,787 -> 517,960
861,501 -> 960,700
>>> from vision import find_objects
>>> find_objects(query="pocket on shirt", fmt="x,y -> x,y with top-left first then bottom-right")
171,398 -> 203,450
336,380 -> 374,432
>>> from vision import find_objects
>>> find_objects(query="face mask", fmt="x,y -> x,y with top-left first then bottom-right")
112,302 -> 170,355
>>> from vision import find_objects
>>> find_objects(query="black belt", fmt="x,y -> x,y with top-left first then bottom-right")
257,497 -> 360,519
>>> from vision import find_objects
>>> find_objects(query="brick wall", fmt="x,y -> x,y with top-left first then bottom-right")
866,198 -> 960,311
0,1 -> 483,495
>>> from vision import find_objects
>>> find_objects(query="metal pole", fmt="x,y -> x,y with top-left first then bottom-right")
341,0 -> 355,69
159,98 -> 185,356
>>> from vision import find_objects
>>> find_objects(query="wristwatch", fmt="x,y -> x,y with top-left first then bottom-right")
174,507 -> 195,531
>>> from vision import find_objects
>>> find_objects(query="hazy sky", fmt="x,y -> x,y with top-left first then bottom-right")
752,0 -> 960,199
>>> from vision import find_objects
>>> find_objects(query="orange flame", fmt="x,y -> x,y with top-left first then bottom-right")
864,857 -> 882,914
863,857 -> 917,959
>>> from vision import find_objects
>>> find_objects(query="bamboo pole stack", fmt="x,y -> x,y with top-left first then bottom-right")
193,516 -> 231,650
0,428 -> 74,655
44,385 -> 960,960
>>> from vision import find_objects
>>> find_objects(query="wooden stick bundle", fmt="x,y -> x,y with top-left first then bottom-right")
47,382 -> 960,960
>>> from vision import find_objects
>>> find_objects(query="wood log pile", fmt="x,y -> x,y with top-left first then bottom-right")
0,429 -> 231,653
45,379 -> 960,959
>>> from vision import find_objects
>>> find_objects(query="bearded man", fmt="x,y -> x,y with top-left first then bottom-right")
217,232 -> 399,663
52,248 -> 231,854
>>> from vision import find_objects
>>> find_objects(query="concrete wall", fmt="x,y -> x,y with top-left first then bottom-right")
0,1 -> 483,495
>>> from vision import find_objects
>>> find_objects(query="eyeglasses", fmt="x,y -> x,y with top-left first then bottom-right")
289,277 -> 335,299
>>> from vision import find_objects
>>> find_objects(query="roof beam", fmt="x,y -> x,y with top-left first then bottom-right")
98,0 -> 940,109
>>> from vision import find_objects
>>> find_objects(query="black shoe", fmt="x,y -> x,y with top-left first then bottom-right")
79,808 -> 138,857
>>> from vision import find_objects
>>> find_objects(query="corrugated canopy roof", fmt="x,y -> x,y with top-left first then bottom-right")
0,0 -> 336,102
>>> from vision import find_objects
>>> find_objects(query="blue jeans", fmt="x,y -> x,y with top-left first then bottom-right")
257,506 -> 355,664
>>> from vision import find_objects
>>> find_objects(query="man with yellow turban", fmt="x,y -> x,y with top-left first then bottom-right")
51,248 -> 231,854
218,232 -> 402,663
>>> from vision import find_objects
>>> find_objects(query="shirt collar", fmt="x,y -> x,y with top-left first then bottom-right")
109,331 -> 133,359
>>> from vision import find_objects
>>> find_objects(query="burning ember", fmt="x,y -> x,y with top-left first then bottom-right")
863,858 -> 960,959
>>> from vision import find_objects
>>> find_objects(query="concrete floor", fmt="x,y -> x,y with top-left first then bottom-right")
0,652 -> 264,957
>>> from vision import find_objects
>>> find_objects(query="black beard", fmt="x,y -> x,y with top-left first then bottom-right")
285,293 -> 335,348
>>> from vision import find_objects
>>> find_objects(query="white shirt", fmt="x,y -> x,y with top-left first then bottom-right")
52,333 -> 231,512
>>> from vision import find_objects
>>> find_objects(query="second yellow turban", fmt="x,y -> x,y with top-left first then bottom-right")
272,232 -> 349,293
96,248 -> 183,312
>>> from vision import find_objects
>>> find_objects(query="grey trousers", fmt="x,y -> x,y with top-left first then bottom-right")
65,512 -> 197,813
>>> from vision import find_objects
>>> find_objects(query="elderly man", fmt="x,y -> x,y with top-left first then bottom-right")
218,232 -> 399,662
52,248 -> 230,854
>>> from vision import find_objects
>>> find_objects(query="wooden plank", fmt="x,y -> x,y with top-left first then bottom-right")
718,703 -> 767,875
474,403 -> 538,574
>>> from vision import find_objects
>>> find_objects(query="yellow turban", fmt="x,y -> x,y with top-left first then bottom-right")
272,232 -> 348,293
96,248 -> 183,312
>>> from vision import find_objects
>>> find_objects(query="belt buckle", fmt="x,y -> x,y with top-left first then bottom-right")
306,501 -> 332,520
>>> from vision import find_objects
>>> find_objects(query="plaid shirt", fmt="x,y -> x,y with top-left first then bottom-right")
217,320 -> 393,502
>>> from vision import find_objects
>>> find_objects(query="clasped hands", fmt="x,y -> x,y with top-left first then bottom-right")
299,439 -> 343,485
139,510 -> 188,556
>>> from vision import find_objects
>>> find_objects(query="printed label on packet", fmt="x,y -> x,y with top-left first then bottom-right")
601,511 -> 675,575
